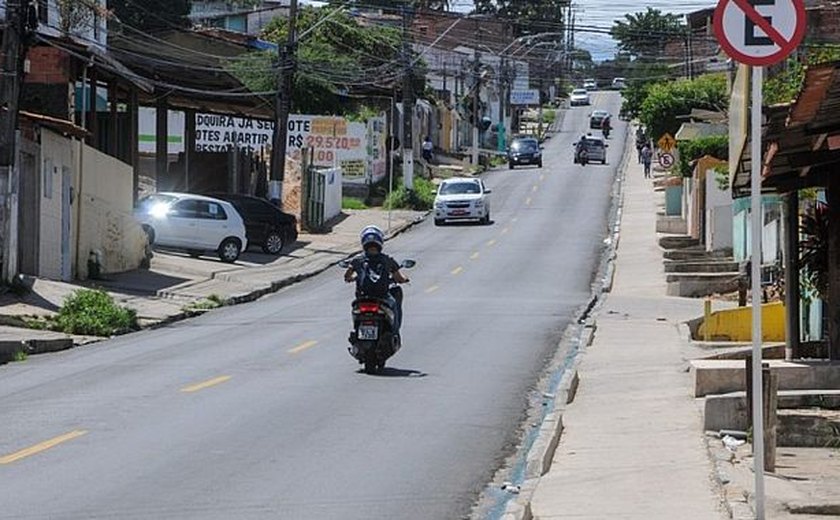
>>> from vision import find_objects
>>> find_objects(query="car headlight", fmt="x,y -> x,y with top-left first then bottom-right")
435,201 -> 445,209
474,199 -> 485,207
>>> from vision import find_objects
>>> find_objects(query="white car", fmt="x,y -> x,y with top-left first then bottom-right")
135,192 -> 248,263
583,79 -> 597,90
434,178 -> 492,226
612,77 -> 627,89
569,88 -> 590,106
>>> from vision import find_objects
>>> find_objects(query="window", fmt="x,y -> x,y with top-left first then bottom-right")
171,199 -> 202,218
37,0 -> 48,24
440,182 -> 480,195
43,160 -> 53,199
204,202 -> 227,220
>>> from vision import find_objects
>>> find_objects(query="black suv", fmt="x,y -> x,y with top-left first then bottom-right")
209,193 -> 298,255
507,137 -> 543,169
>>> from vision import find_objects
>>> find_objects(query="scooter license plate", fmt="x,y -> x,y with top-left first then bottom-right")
359,325 -> 378,340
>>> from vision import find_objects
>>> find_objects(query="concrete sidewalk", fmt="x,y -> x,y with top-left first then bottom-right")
0,208 -> 423,344
529,144 -> 726,517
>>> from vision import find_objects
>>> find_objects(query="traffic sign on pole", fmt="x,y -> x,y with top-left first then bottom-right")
713,0 -> 806,66
658,153 -> 674,169
714,2 -> 806,518
657,133 -> 676,153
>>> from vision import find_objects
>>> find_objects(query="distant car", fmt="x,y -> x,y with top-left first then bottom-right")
612,77 -> 627,89
590,110 -> 611,129
135,192 -> 248,263
507,136 -> 543,169
569,88 -> 591,106
573,136 -> 608,165
434,177 -> 492,226
583,79 -> 597,90
209,193 -> 298,255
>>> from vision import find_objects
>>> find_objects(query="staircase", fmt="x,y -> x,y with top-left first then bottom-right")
659,236 -> 741,298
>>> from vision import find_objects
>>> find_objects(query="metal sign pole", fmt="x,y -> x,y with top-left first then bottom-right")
750,64 -> 766,519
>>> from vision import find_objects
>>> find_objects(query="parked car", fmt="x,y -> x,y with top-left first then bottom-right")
209,193 -> 298,255
573,136 -> 608,165
135,192 -> 248,263
569,88 -> 591,106
434,178 -> 492,226
612,77 -> 627,89
507,136 -> 543,169
590,110 -> 611,129
583,78 -> 597,90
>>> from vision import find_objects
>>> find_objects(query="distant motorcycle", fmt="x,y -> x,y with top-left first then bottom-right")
339,257 -> 416,374
602,126 -> 611,139
574,145 -> 589,166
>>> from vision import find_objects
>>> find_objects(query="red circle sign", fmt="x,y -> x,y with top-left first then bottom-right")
713,0 -> 806,66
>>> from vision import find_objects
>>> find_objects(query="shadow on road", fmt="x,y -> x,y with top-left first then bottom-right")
357,367 -> 428,378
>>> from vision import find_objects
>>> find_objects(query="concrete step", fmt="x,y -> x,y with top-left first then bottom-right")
691,359 -> 840,398
664,260 -> 740,273
779,409 -> 840,448
705,389 -> 840,432
659,235 -> 700,250
663,248 -> 733,261
666,272 -> 740,297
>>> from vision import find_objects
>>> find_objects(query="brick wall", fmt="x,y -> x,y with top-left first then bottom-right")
25,46 -> 71,85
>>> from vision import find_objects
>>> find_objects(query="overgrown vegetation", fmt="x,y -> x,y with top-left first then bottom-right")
637,74 -> 728,139
765,46 -> 840,105
800,202 -> 829,300
53,289 -> 138,337
676,135 -> 729,177
182,294 -> 226,316
384,177 -> 436,211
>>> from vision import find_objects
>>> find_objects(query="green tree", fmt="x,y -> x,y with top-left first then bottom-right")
638,74 -> 727,139
108,0 -> 192,31
473,0 -> 567,35
337,1 -> 449,11
676,135 -> 728,177
610,8 -> 685,59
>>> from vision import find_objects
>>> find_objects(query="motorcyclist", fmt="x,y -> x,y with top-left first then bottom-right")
575,134 -> 588,164
344,225 -> 410,336
601,116 -> 611,138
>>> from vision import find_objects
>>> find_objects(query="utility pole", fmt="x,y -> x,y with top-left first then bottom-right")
401,3 -> 414,191
471,17 -> 481,166
497,56 -> 507,153
269,0 -> 298,207
0,0 -> 26,281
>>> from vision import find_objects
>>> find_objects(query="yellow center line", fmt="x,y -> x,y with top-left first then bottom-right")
470,252 -> 480,260
526,197 -> 532,206
501,227 -> 510,235
532,185 -> 538,192
425,284 -> 440,294
451,266 -> 464,276
0,430 -> 88,465
487,239 -> 497,247
180,375 -> 232,393
288,340 -> 319,355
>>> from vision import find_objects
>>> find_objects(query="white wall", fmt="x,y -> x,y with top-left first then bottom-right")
39,129 -> 75,280
704,167 -> 733,252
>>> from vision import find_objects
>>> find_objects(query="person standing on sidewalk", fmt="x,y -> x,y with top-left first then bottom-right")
641,144 -> 653,178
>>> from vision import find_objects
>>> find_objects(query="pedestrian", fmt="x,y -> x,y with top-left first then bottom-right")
635,140 -> 644,163
640,144 -> 653,178
422,136 -> 434,163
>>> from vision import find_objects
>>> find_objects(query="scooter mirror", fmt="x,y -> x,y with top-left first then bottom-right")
401,259 -> 416,269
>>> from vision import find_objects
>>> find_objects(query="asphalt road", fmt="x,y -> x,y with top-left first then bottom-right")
0,92 -> 626,520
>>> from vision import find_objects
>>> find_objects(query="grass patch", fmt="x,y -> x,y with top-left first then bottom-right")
342,197 -> 368,210
542,108 -> 557,125
14,350 -> 27,362
53,289 -> 138,337
384,177 -> 436,210
182,294 -> 226,315
489,154 -> 507,168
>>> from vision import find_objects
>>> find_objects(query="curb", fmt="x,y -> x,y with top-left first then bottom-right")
0,337 -> 75,365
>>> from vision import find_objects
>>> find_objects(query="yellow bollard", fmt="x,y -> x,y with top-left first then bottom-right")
704,298 -> 712,342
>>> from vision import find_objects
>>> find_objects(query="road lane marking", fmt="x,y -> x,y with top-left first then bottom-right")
512,217 -> 519,223
181,375 -> 232,393
0,430 -> 88,465
487,239 -> 497,247
451,266 -> 464,276
532,185 -> 538,192
540,174 -> 545,182
501,227 -> 510,235
425,285 -> 440,294
288,340 -> 319,355
470,252 -> 480,260
526,197 -> 532,206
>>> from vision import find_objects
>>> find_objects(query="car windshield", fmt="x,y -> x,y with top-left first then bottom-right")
585,139 -> 605,148
137,194 -> 177,212
440,182 -> 481,195
511,139 -> 537,151
572,89 -> 587,95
